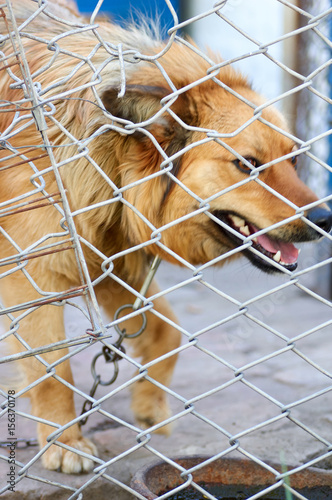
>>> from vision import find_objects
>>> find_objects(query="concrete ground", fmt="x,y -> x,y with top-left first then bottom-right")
0,249 -> 332,499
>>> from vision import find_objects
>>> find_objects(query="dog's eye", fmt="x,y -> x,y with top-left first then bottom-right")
233,157 -> 258,174
291,155 -> 298,170
290,145 -> 299,170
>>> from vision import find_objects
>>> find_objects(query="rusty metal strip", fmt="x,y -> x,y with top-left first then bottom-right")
0,192 -> 62,217
0,61 -> 20,72
0,152 -> 49,170
0,245 -> 74,268
1,198 -> 62,218
18,191 -> 61,204
0,285 -> 89,315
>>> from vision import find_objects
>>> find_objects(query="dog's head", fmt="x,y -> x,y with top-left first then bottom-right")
99,61 -> 332,274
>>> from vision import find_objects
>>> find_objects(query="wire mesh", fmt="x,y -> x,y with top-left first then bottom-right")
0,0 -> 332,499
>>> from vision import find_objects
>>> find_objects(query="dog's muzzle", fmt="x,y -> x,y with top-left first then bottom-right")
212,206 -> 332,274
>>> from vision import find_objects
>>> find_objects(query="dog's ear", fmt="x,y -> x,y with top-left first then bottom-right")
101,85 -> 171,124
101,85 -> 195,176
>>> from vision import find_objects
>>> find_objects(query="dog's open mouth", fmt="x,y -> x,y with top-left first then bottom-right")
213,212 -> 299,273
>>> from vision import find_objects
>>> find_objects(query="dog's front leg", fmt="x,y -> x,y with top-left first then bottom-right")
28,327 -> 98,473
3,285 -> 97,473
95,278 -> 181,434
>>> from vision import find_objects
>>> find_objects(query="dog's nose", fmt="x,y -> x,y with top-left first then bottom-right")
306,207 -> 332,234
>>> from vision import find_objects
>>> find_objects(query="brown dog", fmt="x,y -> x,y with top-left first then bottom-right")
1,0 -> 331,473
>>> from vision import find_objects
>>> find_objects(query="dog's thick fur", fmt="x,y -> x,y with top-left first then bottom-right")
0,0 -> 331,473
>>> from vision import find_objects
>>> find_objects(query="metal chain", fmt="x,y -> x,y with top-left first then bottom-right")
79,308 -> 146,427
0,438 -> 38,448
79,256 -> 160,427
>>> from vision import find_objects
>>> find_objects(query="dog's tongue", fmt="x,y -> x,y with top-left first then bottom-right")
256,233 -> 299,264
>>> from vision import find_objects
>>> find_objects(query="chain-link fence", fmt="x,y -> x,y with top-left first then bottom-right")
0,0 -> 332,498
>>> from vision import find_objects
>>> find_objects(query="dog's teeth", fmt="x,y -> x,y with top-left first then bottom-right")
253,237 -> 258,244
273,251 -> 281,263
231,215 -> 245,227
240,225 -> 250,236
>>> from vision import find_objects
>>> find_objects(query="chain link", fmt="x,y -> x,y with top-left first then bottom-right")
79,308 -> 146,427
0,438 -> 38,449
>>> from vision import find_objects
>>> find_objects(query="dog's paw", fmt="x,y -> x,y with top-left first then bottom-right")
41,437 -> 98,474
136,414 -> 173,436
